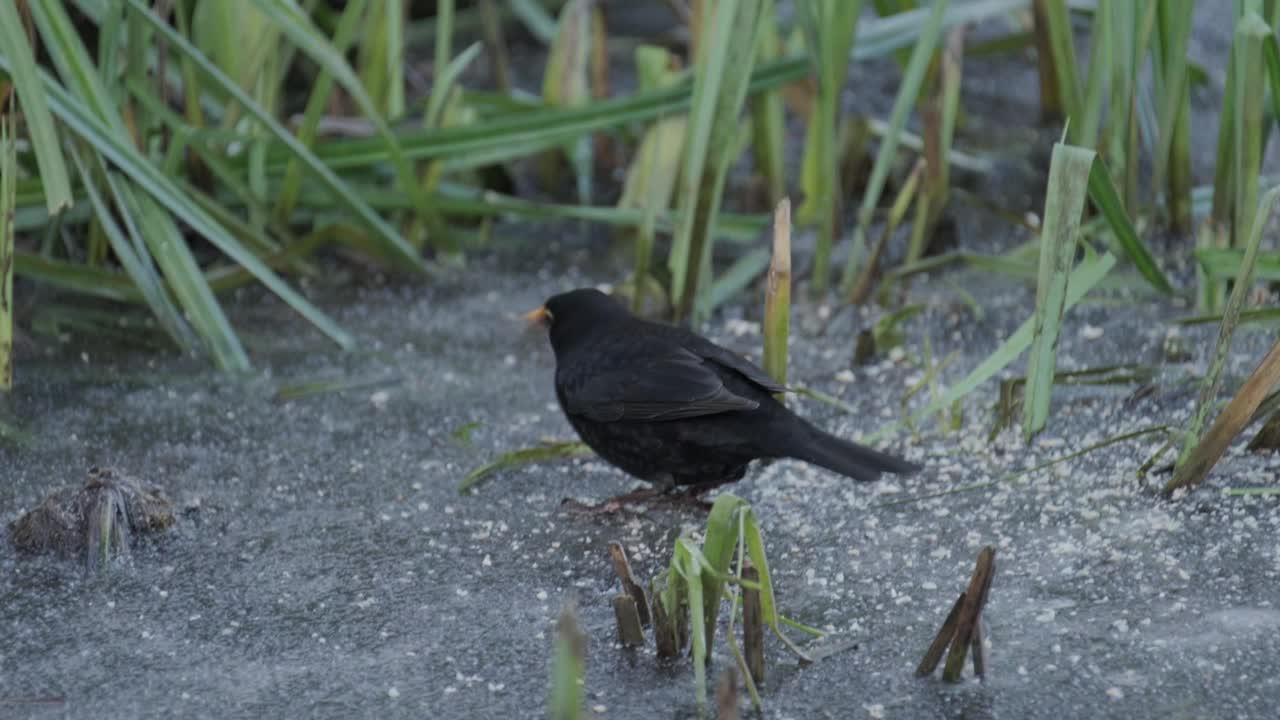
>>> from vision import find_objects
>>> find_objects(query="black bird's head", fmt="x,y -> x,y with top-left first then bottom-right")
525,288 -> 631,355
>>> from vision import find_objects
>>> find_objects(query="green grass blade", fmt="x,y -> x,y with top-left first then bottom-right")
840,0 -> 949,297
27,0 -> 129,137
426,43 -> 482,130
1174,307 -> 1280,327
0,113 -> 14,391
458,441 -> 591,493
871,251 -> 1117,443
1264,31 -> 1280,135
1076,3 -> 1108,148
1036,0 -> 1083,128
798,0 -> 864,294
855,0 -> 1025,61
1153,0 -> 1194,229
741,507 -> 812,662
1087,156 -> 1173,293
542,0 -> 592,108
354,0 -> 406,116
0,0 -> 73,214
1175,185 -> 1280,473
67,145 -> 197,351
548,605 -> 585,720
702,247 -> 771,313
1223,487 -> 1280,496
1194,248 -> 1280,281
1209,9 -> 1242,245
700,494 -> 751,651
672,0 -> 766,322
1024,143 -> 1094,440
1233,12 -> 1270,250
0,58 -> 356,351
673,539 -> 708,710
433,0 -> 454,104
906,25 -> 965,266
15,250 -> 144,303
509,0 -> 558,44
274,0 -> 369,222
751,0 -> 786,205
124,0 -> 426,273
248,58 -> 807,172
113,180 -> 250,370
284,180 -> 772,241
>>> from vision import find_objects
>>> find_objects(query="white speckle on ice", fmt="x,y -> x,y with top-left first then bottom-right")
725,319 -> 760,336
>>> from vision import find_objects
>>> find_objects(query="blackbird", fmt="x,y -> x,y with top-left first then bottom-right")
527,288 -> 919,502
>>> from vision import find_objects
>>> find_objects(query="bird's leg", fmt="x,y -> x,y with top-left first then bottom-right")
669,478 -> 738,511
561,485 -> 665,516
562,474 -> 709,515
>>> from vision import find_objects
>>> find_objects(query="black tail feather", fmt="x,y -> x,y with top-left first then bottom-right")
789,427 -> 920,482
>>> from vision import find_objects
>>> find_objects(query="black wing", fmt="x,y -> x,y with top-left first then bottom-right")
691,339 -> 788,395
563,348 -> 759,422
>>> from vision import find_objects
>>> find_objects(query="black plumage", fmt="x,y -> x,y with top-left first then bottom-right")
531,288 -> 920,494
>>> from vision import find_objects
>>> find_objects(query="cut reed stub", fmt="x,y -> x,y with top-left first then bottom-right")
651,577 -> 680,659
916,545 -> 996,683
716,666 -> 740,720
612,594 -> 646,647
607,541 -> 651,626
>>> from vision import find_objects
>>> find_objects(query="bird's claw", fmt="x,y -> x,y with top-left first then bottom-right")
560,487 -> 714,517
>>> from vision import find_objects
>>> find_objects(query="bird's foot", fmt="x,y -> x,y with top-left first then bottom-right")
561,486 -> 714,516
561,487 -> 662,516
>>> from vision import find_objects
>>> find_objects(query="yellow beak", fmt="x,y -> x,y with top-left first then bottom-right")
524,306 -> 551,326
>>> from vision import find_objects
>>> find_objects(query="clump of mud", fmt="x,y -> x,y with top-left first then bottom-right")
10,466 -> 175,569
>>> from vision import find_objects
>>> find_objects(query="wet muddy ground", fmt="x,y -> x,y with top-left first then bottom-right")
1,254 -> 1277,719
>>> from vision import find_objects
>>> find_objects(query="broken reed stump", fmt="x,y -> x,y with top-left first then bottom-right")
651,580 -> 680,658
741,562 -> 765,685
916,545 -> 996,682
612,594 -> 646,647
1166,338 -> 1280,495
916,594 -> 964,676
606,542 -> 650,648
716,667 -> 740,720
1247,410 -> 1280,452
608,541 -> 651,626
